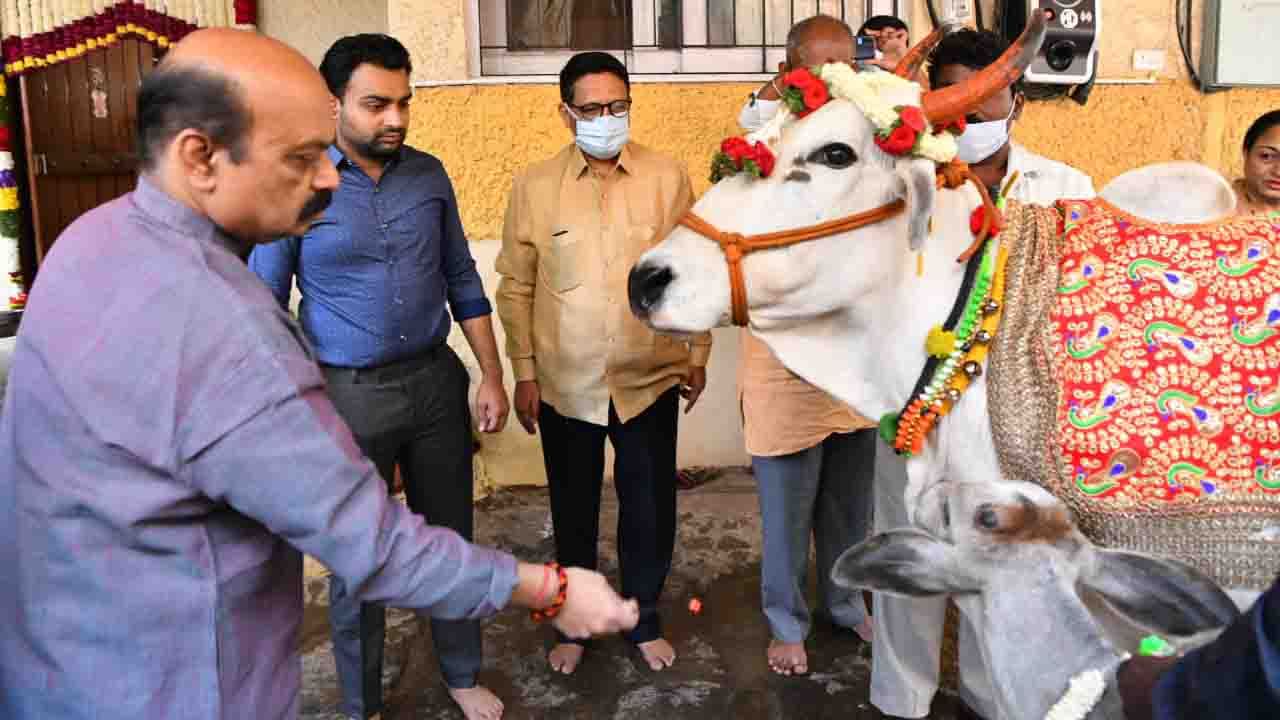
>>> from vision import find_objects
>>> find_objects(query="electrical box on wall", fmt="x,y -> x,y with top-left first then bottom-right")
1200,0 -> 1280,88
1023,0 -> 1100,84
940,0 -> 974,24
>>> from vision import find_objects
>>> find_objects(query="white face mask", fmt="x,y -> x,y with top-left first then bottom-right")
738,96 -> 780,133
567,105 -> 630,160
955,102 -> 1016,164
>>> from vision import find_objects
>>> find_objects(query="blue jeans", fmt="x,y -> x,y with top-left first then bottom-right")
753,429 -> 875,643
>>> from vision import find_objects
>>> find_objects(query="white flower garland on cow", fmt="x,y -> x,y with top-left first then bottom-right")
709,64 -> 960,183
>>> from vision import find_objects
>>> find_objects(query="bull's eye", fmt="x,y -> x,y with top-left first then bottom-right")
976,504 -> 999,530
810,143 -> 857,169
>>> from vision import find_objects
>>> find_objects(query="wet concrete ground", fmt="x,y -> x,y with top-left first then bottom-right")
298,469 -> 968,720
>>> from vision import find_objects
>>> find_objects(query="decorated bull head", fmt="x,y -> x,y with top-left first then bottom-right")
833,480 -> 1239,720
628,12 -> 1048,334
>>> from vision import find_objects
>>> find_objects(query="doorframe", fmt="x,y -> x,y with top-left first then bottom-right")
18,74 -> 45,264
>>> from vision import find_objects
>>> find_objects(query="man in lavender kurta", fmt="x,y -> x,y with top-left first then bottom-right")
0,29 -> 638,720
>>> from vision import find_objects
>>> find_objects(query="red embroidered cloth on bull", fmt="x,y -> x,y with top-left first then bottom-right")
990,199 -> 1280,591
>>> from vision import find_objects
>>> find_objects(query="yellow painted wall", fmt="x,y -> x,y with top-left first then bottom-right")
391,0 -> 470,82
259,0 -> 387,66
409,80 -> 1279,240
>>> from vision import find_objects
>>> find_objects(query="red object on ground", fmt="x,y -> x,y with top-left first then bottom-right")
688,597 -> 703,615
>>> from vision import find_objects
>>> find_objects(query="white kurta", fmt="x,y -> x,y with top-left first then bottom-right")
869,144 -> 1096,720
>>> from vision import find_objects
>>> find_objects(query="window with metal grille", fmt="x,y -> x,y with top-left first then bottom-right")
476,1 -> 904,77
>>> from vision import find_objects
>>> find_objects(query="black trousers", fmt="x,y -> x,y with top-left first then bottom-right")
538,387 -> 679,644
321,344 -> 479,719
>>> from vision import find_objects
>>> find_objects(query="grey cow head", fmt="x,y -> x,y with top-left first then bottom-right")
833,480 -> 1239,719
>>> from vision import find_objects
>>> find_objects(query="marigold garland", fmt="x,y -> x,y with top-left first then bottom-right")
0,73 -> 19,311
0,1 -> 258,76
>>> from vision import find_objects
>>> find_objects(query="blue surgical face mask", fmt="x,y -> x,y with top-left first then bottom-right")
955,102 -> 1016,164
567,105 -> 630,160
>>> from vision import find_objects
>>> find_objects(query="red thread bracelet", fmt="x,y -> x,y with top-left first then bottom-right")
530,563 -> 568,623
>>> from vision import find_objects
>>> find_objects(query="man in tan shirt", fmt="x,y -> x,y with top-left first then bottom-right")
496,51 -> 711,675
737,15 -> 876,678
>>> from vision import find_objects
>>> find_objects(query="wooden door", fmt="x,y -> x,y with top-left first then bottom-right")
21,38 -> 159,260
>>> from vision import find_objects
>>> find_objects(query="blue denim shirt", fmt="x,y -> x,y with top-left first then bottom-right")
249,145 -> 492,368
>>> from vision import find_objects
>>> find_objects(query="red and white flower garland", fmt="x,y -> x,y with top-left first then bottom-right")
710,65 -> 963,183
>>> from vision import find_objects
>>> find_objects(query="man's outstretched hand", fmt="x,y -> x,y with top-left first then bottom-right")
552,567 -> 640,639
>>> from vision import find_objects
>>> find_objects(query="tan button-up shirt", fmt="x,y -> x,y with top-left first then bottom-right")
739,329 -> 874,457
496,143 -> 711,425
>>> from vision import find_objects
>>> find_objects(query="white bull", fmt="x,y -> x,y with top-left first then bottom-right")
627,15 -> 1276,719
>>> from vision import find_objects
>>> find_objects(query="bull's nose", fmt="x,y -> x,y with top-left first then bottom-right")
628,262 -> 674,317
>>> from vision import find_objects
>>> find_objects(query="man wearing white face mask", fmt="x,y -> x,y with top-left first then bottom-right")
929,28 -> 1095,205
739,14 -> 863,132
868,29 -> 1096,720
496,51 -> 712,677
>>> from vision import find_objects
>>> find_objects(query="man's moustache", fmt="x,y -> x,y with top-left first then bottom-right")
299,189 -> 333,222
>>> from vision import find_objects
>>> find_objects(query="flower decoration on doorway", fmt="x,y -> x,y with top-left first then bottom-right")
0,1 -> 258,75
0,76 -> 21,310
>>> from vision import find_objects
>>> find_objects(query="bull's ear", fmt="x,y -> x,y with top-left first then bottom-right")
1079,549 -> 1239,637
896,156 -> 936,252
832,529 -> 980,597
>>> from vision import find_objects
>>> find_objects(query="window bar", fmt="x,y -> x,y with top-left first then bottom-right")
758,0 -> 765,72
731,0 -> 737,46
501,0 -> 510,51
784,0 -> 792,60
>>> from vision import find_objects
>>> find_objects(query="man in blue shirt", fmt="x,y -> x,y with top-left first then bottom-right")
250,34 -> 509,720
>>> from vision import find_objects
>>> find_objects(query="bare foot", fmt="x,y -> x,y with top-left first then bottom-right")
448,686 -> 504,720
637,638 -> 676,670
548,643 -> 585,675
767,639 -> 808,676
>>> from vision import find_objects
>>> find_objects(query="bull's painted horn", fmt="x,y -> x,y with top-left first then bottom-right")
920,10 -> 1048,127
893,27 -> 945,82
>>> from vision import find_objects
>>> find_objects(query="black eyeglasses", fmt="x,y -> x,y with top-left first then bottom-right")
567,99 -> 633,120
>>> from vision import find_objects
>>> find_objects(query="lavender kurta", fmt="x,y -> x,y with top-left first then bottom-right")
0,178 -> 520,719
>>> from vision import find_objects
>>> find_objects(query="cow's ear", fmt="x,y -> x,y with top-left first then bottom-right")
832,529 -> 981,597
896,156 -> 936,252
1079,549 -> 1239,637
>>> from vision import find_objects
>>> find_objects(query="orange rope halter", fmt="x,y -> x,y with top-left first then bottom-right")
677,199 -> 906,326
675,161 -> 1002,327
936,160 -> 1003,263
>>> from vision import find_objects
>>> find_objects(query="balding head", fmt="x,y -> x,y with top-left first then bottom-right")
164,27 -> 320,79
785,14 -> 855,68
138,29 -> 339,245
